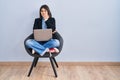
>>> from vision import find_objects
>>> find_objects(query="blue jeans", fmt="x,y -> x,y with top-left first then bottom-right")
25,39 -> 60,55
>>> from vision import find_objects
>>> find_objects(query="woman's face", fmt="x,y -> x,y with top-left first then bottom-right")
41,8 -> 49,18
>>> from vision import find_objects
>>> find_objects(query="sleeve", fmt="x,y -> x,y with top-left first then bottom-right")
45,18 -> 56,32
33,19 -> 38,30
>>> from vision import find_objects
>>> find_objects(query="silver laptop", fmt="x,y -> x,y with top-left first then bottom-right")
33,29 -> 52,41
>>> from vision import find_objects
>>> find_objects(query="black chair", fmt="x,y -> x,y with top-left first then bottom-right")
24,32 -> 63,77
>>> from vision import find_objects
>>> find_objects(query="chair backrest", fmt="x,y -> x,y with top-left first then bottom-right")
24,32 -> 63,57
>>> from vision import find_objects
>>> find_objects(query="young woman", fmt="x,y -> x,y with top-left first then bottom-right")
25,4 -> 60,56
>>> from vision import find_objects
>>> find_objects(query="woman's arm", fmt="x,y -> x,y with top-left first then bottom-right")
33,19 -> 37,29
33,18 -> 42,29
45,18 -> 56,32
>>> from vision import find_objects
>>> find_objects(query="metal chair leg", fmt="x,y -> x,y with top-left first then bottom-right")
28,57 -> 36,77
52,57 -> 59,68
34,57 -> 39,67
49,57 -> 58,77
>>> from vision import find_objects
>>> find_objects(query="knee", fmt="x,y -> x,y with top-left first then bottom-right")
25,39 -> 34,46
54,39 -> 60,47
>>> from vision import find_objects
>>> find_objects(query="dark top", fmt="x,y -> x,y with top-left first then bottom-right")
33,17 -> 57,40
33,17 -> 56,32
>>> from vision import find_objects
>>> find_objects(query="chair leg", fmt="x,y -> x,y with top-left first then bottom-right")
52,57 -> 59,68
49,57 -> 58,77
27,57 -> 36,77
34,57 -> 39,67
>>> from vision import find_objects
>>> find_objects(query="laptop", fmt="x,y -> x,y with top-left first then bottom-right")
33,29 -> 52,41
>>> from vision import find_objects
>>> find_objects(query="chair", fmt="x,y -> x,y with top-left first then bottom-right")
24,32 -> 63,77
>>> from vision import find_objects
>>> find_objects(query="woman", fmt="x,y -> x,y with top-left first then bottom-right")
25,4 -> 60,56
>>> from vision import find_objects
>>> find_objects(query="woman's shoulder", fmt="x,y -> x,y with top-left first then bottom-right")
49,17 -> 55,20
35,18 -> 42,21
34,17 -> 55,22
48,17 -> 55,21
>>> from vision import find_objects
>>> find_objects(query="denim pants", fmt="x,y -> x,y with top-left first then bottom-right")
25,39 -> 60,55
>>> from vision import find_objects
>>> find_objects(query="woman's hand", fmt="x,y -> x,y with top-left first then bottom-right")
52,30 -> 57,34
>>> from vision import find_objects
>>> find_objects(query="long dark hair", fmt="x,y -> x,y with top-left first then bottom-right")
39,4 -> 52,18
